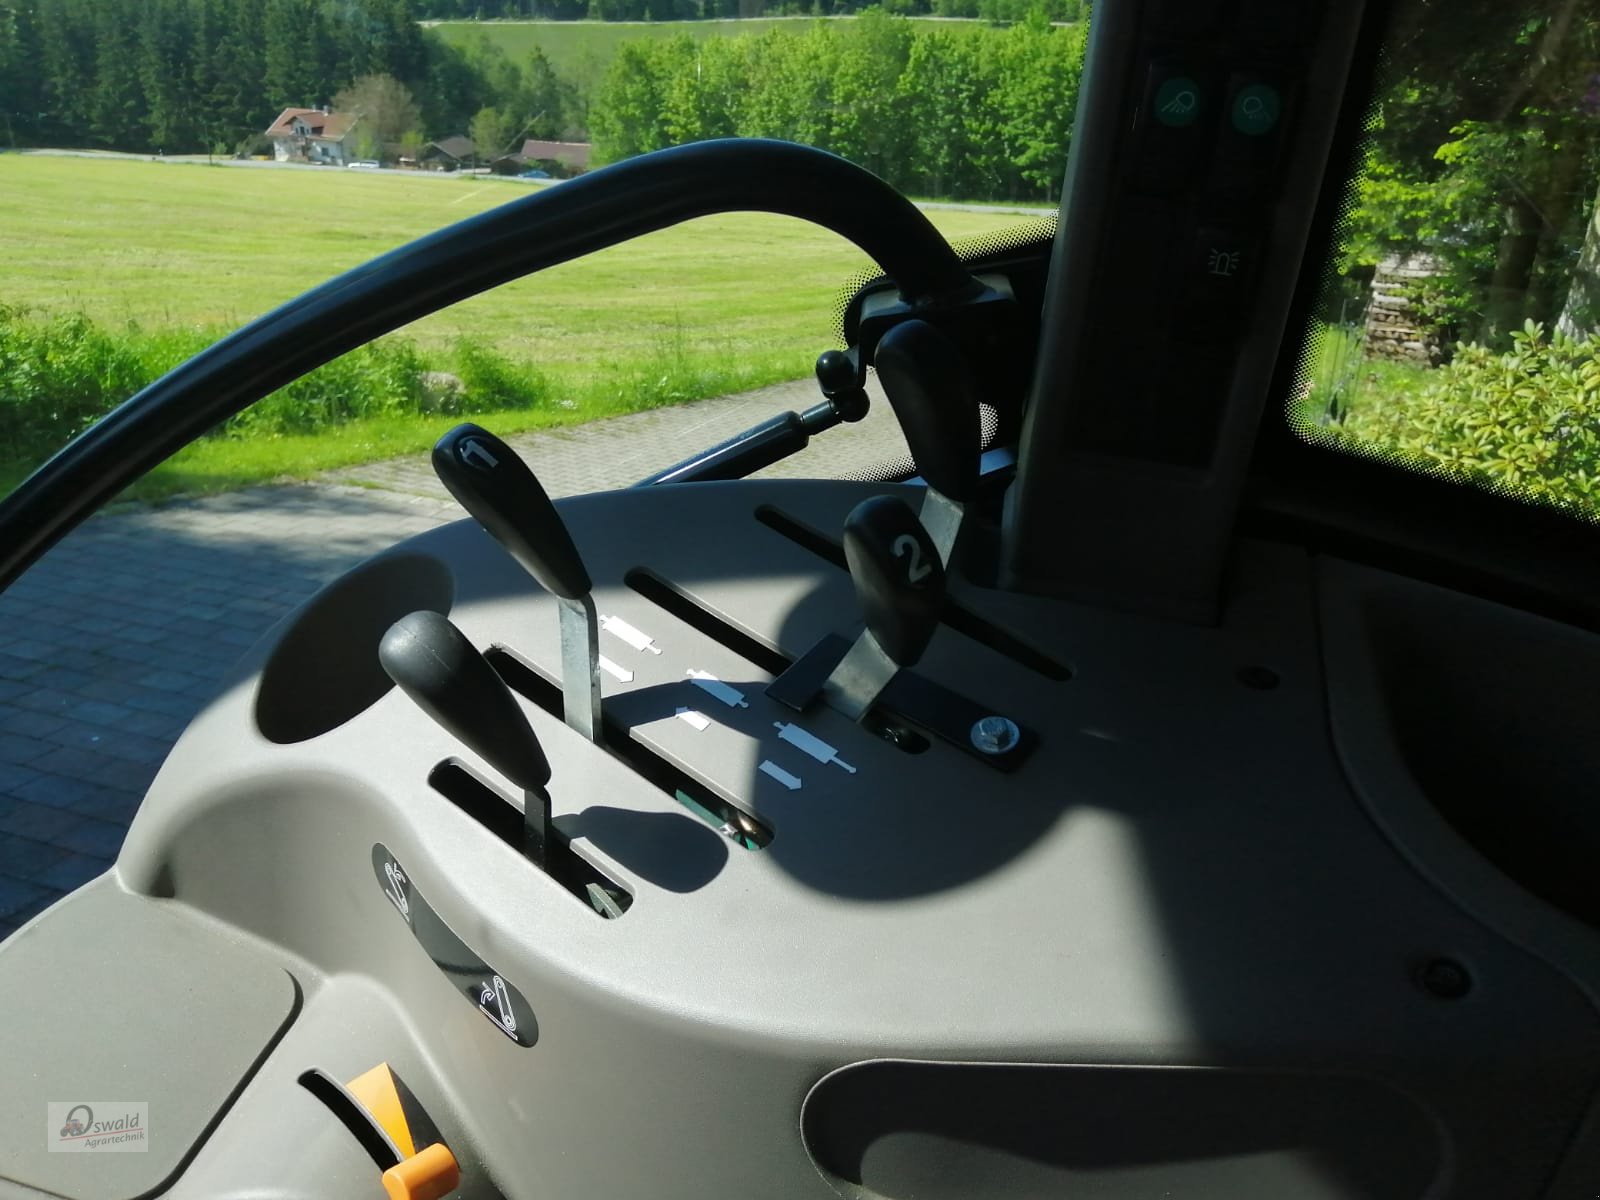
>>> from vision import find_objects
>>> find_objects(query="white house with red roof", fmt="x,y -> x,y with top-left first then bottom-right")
265,107 -> 361,165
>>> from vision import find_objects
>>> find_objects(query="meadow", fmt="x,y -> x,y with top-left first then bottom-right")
426,16 -> 954,88
1,153 -> 1051,497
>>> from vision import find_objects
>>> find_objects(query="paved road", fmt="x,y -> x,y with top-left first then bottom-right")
0,377 -> 910,938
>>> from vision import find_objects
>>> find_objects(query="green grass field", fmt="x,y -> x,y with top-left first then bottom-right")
3,153 -> 1051,496
426,16 -> 954,85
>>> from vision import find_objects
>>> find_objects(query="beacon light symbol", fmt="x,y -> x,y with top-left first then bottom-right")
1207,248 -> 1242,278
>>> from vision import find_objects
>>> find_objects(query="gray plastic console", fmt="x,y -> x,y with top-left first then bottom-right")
3,479 -> 1599,1198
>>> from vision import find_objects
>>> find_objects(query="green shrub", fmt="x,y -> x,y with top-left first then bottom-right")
0,306 -> 557,468
0,305 -> 200,454
452,340 -> 552,412
1331,321 -> 1600,514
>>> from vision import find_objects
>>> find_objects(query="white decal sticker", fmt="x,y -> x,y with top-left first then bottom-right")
383,860 -> 411,919
773,722 -> 857,774
479,975 -> 517,1035
759,760 -> 802,791
687,669 -> 749,708
675,707 -> 711,731
48,1103 -> 148,1153
599,655 -> 634,683
600,614 -> 662,654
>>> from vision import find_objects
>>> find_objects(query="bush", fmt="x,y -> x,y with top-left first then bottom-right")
452,340 -> 552,412
1332,321 -> 1600,514
0,306 -> 554,468
0,306 -> 206,455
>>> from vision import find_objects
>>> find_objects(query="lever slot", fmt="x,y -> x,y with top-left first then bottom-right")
298,1068 -> 403,1170
622,568 -> 930,756
754,505 -> 1071,681
484,648 -> 774,850
428,761 -> 635,916
625,567 -> 789,674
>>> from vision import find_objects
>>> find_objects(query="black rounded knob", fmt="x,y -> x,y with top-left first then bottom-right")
432,423 -> 591,600
873,319 -> 980,504
815,349 -> 858,395
379,610 -> 551,793
841,495 -> 946,668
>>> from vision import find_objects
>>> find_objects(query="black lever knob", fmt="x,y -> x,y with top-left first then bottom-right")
379,611 -> 551,794
841,495 -> 946,668
873,318 -> 980,505
432,423 -> 591,600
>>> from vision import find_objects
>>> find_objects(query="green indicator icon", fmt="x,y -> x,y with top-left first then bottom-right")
1232,84 -> 1282,136
1154,76 -> 1202,128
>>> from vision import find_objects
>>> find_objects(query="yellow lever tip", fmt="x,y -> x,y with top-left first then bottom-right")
382,1141 -> 460,1200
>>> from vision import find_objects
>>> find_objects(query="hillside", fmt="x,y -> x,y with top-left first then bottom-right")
426,16 -> 964,92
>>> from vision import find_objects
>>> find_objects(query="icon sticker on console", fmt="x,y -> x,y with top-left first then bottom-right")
599,614 -> 663,655
675,707 -> 712,731
773,722 -> 857,774
687,669 -> 750,709
479,975 -> 518,1036
759,760 -> 803,791
383,860 -> 411,921
371,843 -> 539,1047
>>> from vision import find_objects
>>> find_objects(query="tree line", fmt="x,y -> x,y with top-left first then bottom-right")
0,0 -> 1085,204
0,0 -> 577,154
415,0 -> 1085,23
590,9 -> 1086,199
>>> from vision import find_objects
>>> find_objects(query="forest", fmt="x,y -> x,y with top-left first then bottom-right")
589,11 -> 1085,199
0,0 -> 1083,200
415,0 -> 1088,23
0,0 -> 556,153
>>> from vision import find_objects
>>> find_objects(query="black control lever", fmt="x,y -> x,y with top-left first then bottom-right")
873,318 -> 981,565
821,495 -> 946,721
380,610 -> 554,867
633,348 -> 870,486
432,423 -> 603,742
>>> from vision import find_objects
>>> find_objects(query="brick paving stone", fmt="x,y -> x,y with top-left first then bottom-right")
0,654 -> 48,680
70,790 -> 142,824
9,689 -> 74,714
86,760 -> 159,794
0,680 -> 33,703
0,800 -> 79,843
0,763 -> 43,795
122,692 -> 201,719
0,878 -> 48,920
0,734 -> 51,766
24,748 -> 104,786
116,711 -> 184,739
29,668 -> 97,694
63,700 -> 137,728
32,853 -> 111,893
0,836 -> 70,880
12,772 -> 102,809
54,818 -> 128,859
136,669 -> 211,694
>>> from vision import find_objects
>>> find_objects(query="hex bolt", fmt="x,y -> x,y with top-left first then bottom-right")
970,715 -> 1020,755
1237,666 -> 1281,690
1420,958 -> 1472,1000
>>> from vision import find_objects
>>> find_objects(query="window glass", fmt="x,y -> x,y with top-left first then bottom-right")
1289,0 -> 1600,517
0,3 -> 1084,498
